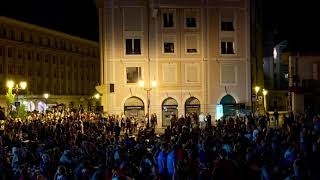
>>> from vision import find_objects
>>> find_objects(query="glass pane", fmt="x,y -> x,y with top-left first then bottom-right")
126,67 -> 141,83
221,42 -> 226,54
164,42 -> 174,53
126,39 -> 132,54
168,13 -> 174,27
227,42 -> 234,54
221,21 -> 234,31
134,39 -> 141,54
186,17 -> 196,27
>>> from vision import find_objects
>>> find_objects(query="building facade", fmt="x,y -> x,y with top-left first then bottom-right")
0,16 -> 100,111
96,0 -> 251,127
288,53 -> 320,113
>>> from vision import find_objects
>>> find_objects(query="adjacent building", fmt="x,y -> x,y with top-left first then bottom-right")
96,0 -> 251,127
288,53 -> 320,113
0,16 -> 100,111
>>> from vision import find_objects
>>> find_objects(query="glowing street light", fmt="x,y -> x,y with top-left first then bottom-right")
262,89 -> 268,111
262,89 -> 268,96
138,79 -> 157,128
94,93 -> 100,100
151,80 -> 157,88
254,86 -> 260,94
138,80 -> 145,88
6,80 -> 14,89
19,81 -> 27,90
6,80 -> 28,112
43,93 -> 49,99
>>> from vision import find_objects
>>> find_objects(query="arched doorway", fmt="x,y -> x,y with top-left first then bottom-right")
162,97 -> 178,127
220,94 -> 237,116
124,96 -> 145,120
185,97 -> 200,117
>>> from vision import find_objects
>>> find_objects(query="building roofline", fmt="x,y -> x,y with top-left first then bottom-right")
0,16 -> 98,47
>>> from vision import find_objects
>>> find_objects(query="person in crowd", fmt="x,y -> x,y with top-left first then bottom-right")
0,107 -> 320,179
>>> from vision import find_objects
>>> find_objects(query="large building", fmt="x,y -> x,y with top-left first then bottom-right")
0,16 -> 100,111
288,53 -> 320,114
96,0 -> 251,127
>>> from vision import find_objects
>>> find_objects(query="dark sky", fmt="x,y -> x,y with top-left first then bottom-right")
0,0 -> 99,41
0,0 -> 319,51
263,0 -> 319,51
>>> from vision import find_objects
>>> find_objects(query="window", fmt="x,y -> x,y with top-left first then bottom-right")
185,64 -> 200,83
0,46 -> 3,56
45,55 -> 50,63
221,21 -> 234,31
162,64 -> 177,83
8,47 -> 13,57
185,35 -> 199,53
18,49 -> 22,59
221,64 -> 237,85
20,32 -> 24,41
37,53 -> 40,61
163,11 -> 175,28
125,39 -> 141,55
164,42 -> 174,53
27,51 -> 31,60
186,17 -> 196,28
221,41 -> 235,54
10,30 -> 15,40
126,67 -> 141,84
185,9 -> 198,28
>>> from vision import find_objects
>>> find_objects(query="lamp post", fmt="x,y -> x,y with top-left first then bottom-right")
94,93 -> 100,113
139,79 -> 157,128
6,80 -> 27,109
262,89 -> 268,112
43,93 -> 49,112
254,86 -> 260,112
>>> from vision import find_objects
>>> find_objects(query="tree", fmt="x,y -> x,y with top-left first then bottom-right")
6,87 -> 15,115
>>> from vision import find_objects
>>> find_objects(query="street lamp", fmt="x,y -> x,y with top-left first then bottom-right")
254,86 -> 260,113
6,80 -> 27,102
94,93 -> 100,100
43,93 -> 49,112
262,89 -> 268,112
139,79 -> 157,128
94,93 -> 101,112
43,93 -> 49,99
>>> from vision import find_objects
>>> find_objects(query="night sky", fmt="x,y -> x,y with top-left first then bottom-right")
0,0 -> 319,51
0,0 -> 99,41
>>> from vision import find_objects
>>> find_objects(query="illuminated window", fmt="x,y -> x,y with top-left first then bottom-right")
125,39 -> 141,55
126,67 -> 141,84
221,41 -> 235,54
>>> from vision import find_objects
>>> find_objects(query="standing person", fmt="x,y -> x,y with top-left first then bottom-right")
167,144 -> 177,180
266,111 -> 270,127
206,114 -> 212,128
157,143 -> 168,179
126,117 -> 131,134
151,113 -> 157,130
274,109 -> 279,126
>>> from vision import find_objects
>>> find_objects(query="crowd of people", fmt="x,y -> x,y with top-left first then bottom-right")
0,108 -> 320,180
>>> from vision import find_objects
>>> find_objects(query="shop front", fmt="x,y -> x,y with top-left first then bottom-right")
124,96 -> 145,120
162,97 -> 178,127
185,97 -> 200,117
